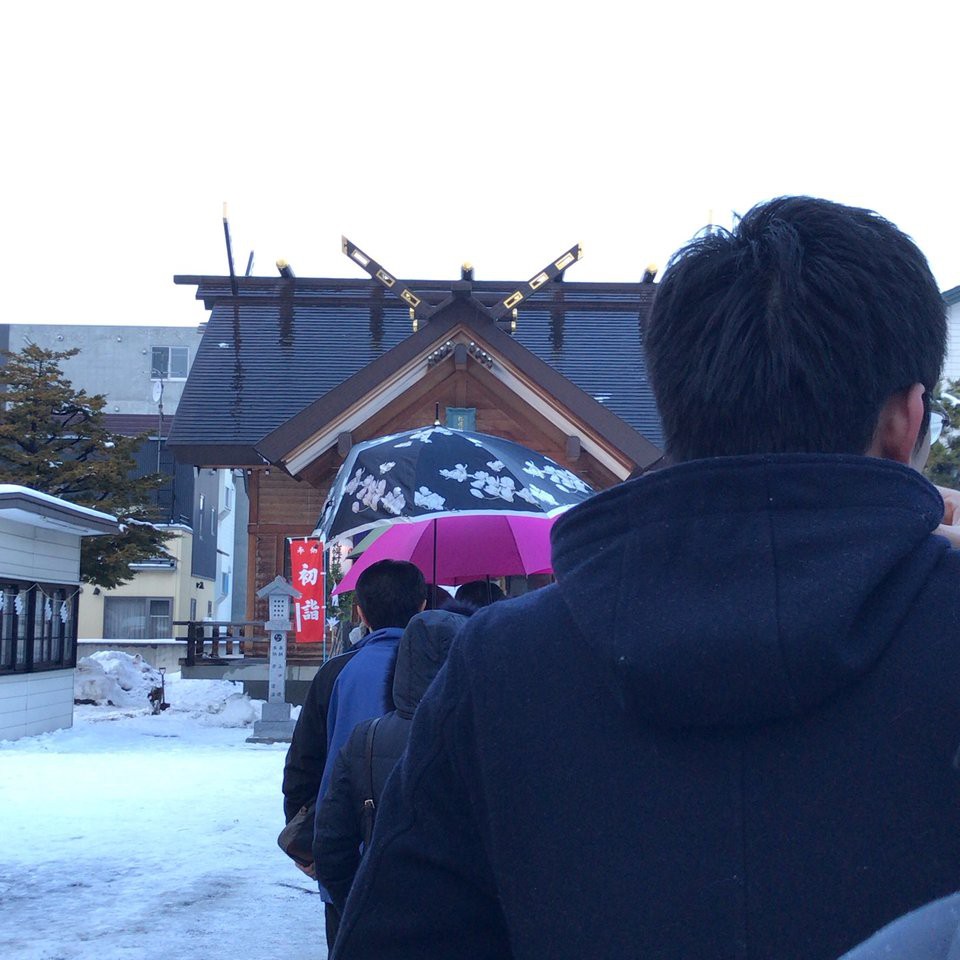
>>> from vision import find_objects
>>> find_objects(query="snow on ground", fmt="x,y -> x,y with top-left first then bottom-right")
0,657 -> 319,960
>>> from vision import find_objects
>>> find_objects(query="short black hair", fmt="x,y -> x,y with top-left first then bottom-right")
455,580 -> 505,608
645,196 -> 946,461
355,559 -> 427,631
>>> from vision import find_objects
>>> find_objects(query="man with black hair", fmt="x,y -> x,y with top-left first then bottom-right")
281,558 -> 425,951
315,607 -> 471,915
454,579 -> 505,608
333,199 -> 960,960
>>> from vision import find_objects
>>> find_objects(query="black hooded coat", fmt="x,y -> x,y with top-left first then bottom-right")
314,609 -> 467,913
331,454 -> 960,960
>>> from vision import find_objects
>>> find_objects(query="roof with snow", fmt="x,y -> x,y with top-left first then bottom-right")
0,485 -> 118,536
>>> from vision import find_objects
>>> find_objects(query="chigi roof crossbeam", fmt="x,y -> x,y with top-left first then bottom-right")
169,216 -> 664,472
340,236 -> 584,331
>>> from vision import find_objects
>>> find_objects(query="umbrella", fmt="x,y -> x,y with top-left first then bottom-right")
332,513 -> 558,593
345,526 -> 391,559
313,425 -> 595,545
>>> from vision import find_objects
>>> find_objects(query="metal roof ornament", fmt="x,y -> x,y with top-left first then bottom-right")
341,237 -> 584,334
488,243 -> 583,322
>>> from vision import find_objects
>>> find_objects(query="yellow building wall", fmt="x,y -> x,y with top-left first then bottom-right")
77,527 -> 215,640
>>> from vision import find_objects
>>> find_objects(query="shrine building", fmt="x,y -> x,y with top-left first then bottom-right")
168,240 -> 665,659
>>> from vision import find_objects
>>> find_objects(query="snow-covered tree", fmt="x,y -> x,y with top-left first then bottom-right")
0,343 -> 173,587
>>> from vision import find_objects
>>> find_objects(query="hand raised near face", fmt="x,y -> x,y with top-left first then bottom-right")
935,485 -> 960,547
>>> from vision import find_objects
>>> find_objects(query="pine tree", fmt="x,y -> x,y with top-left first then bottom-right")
924,380 -> 960,488
0,343 -> 173,588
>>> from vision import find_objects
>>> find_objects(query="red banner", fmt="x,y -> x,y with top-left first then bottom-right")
290,539 -> 325,643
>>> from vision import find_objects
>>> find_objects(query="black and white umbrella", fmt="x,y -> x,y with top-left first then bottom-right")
313,425 -> 595,545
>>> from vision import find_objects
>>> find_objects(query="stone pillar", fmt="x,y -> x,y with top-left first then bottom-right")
247,576 -> 300,744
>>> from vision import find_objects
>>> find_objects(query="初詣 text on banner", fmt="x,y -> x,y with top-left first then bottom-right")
290,539 -> 325,643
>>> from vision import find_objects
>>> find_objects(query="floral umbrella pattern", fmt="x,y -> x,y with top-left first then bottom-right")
314,426 -> 596,545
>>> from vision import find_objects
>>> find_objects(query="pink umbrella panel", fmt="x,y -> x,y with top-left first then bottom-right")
331,513 -> 559,594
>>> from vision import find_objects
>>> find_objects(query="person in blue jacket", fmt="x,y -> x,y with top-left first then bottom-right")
331,198 -> 960,960
314,607 -> 471,916
841,892 -> 960,960
284,558 -> 425,952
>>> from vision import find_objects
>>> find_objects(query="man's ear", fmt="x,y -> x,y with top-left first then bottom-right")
867,383 -> 926,466
356,604 -> 370,628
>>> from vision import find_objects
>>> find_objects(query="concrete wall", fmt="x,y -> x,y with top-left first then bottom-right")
192,469 -> 219,581
78,526 -> 214,640
183,659 -> 319,706
4,324 -> 202,415
0,516 -> 81,584
76,641 -> 185,673
0,668 -> 74,740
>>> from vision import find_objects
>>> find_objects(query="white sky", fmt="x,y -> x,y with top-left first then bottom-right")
1,1 -> 957,328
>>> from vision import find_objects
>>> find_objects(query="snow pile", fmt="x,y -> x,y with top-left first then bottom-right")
169,676 -> 262,727
74,650 -> 268,727
74,650 -> 161,707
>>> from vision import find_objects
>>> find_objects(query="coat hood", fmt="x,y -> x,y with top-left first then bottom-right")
393,609 -> 468,718
551,454 -> 949,728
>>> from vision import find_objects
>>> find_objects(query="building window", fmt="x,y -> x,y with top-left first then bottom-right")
103,597 -> 173,640
151,346 -> 189,381
190,597 -> 197,621
32,587 -> 70,669
221,572 -> 230,596
0,582 -> 76,674
210,504 -> 216,537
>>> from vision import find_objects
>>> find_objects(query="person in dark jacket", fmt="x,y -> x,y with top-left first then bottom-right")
840,892 -> 960,960
314,608 -> 469,915
331,198 -> 960,960
281,558 -> 426,951
453,579 -> 505,607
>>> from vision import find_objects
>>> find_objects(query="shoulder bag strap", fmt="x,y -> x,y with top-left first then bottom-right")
361,717 -> 381,847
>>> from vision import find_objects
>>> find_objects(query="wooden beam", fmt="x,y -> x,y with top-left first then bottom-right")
248,523 -> 317,535
489,243 -> 583,321
337,432 -> 353,458
245,469 -> 261,621
295,363 -> 459,489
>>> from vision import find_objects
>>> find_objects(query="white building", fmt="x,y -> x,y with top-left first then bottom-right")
944,286 -> 960,383
0,486 -> 116,741
0,323 -> 248,636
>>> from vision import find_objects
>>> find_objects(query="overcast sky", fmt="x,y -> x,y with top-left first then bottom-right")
2,1 -> 957,329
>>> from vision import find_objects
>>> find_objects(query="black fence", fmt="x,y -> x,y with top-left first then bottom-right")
173,620 -> 264,666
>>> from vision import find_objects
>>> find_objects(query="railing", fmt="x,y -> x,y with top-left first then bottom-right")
173,620 -> 264,666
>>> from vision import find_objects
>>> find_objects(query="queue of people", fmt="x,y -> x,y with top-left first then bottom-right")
283,196 -> 960,959
282,570 -> 500,949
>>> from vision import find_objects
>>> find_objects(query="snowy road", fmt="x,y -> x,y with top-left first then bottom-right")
0,678 -> 323,960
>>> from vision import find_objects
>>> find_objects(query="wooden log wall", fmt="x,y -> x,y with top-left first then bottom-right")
247,365 -> 622,658
247,469 -> 328,655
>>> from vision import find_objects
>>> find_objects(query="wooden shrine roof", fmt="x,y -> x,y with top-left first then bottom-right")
167,274 -> 662,467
